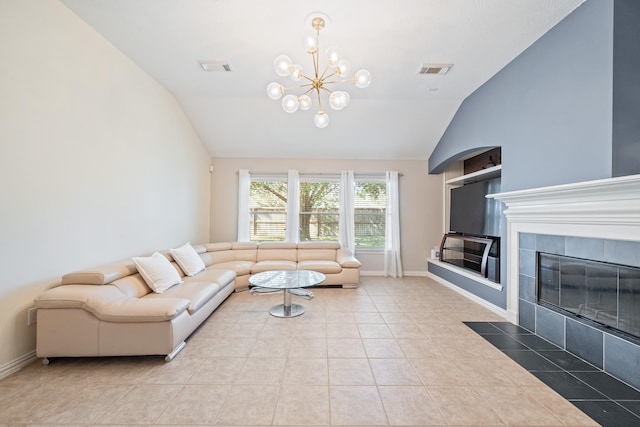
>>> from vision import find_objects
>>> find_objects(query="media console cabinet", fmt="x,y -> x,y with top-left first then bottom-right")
439,233 -> 500,283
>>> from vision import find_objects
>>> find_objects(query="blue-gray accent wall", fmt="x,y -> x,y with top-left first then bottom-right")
613,0 -> 640,177
426,0 -> 619,310
428,0 -> 614,191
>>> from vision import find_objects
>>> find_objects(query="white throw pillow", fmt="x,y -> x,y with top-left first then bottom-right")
170,242 -> 206,276
133,252 -> 182,293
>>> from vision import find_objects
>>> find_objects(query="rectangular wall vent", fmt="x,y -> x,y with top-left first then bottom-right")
417,64 -> 452,75
199,61 -> 233,72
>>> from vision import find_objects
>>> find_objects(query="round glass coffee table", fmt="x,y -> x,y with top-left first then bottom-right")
248,270 -> 326,317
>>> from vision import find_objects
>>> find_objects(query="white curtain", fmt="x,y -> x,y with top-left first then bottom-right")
338,170 -> 355,252
285,170 -> 300,243
237,169 -> 250,242
384,171 -> 403,277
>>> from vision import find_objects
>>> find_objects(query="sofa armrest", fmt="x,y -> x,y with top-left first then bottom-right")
35,284 -> 190,322
336,249 -> 361,268
93,298 -> 190,322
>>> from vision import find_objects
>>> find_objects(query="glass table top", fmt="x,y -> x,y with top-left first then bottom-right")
248,270 -> 326,289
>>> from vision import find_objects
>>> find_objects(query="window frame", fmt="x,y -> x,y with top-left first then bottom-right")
298,175 -> 341,243
244,171 -> 388,250
248,174 -> 288,242
353,176 -> 387,251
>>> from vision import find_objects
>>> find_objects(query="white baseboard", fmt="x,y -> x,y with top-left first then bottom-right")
403,270 -> 429,277
0,350 -> 37,380
360,270 -> 385,276
360,270 -> 428,277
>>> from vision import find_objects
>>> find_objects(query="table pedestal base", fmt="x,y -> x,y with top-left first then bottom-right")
269,303 -> 305,318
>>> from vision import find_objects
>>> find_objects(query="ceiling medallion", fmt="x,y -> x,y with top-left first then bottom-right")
266,12 -> 371,128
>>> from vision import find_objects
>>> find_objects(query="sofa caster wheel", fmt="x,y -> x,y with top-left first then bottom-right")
42,357 -> 50,365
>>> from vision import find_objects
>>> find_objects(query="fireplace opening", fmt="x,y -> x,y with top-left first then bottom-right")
537,252 -> 640,340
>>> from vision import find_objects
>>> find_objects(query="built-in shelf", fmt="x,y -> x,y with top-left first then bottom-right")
446,164 -> 502,186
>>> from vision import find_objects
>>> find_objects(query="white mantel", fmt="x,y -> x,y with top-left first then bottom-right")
488,174 -> 640,323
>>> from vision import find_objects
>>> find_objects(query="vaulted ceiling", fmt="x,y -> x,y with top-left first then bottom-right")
61,0 -> 584,160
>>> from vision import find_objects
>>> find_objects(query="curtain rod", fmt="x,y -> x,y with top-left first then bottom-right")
239,171 -> 402,177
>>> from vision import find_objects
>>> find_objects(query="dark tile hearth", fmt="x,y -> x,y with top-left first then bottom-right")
466,321 -> 640,427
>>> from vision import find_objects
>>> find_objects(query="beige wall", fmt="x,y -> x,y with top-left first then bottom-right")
0,1 -> 211,372
210,158 -> 443,274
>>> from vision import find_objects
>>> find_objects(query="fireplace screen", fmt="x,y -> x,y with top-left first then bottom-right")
537,253 -> 640,339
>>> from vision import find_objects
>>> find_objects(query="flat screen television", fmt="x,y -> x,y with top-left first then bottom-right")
449,178 -> 502,237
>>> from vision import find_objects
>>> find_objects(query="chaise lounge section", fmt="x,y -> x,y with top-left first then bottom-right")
34,241 -> 360,362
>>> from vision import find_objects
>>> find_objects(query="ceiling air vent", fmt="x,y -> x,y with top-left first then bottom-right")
199,61 -> 233,72
417,64 -> 452,75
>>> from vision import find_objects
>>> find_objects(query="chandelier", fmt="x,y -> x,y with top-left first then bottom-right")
266,13 -> 371,128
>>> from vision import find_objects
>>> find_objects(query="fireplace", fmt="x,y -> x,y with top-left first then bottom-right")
537,252 -> 640,340
489,174 -> 640,390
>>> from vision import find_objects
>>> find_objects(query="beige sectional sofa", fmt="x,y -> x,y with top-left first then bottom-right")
204,241 -> 361,290
34,241 -> 360,363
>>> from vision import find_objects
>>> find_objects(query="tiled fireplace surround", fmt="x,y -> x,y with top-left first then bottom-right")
490,174 -> 640,391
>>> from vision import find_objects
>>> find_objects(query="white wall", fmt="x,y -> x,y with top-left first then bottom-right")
210,158 -> 443,274
0,0 -> 211,372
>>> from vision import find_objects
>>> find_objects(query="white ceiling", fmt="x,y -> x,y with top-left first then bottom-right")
60,0 -> 584,160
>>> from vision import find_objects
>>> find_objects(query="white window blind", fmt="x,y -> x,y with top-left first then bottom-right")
354,180 -> 386,249
249,175 -> 287,242
299,177 -> 340,242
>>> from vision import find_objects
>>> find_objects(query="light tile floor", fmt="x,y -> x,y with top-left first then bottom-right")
0,276 -> 598,426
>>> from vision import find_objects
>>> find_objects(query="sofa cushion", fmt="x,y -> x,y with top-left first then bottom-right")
110,274 -> 152,298
297,260 -> 342,274
146,281 -> 221,314
206,250 -> 235,265
170,242 -> 206,276
186,268 -> 237,287
251,260 -> 297,273
132,252 -> 182,294
231,242 -> 259,250
258,242 -> 298,249
34,284 -> 190,322
210,260 -> 254,276
204,242 -> 233,252
256,243 -> 298,262
191,244 -> 207,254
149,268 -> 235,313
230,242 -> 258,262
297,241 -> 340,250
297,249 -> 338,262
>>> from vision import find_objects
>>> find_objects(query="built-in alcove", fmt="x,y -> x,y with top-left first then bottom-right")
427,147 -> 505,313
440,148 -> 502,281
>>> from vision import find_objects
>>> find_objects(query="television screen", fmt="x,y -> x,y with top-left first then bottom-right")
449,178 -> 502,237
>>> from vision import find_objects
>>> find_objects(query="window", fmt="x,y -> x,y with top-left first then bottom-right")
354,180 -> 386,249
243,172 -> 390,250
249,177 -> 287,242
299,179 -> 340,242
